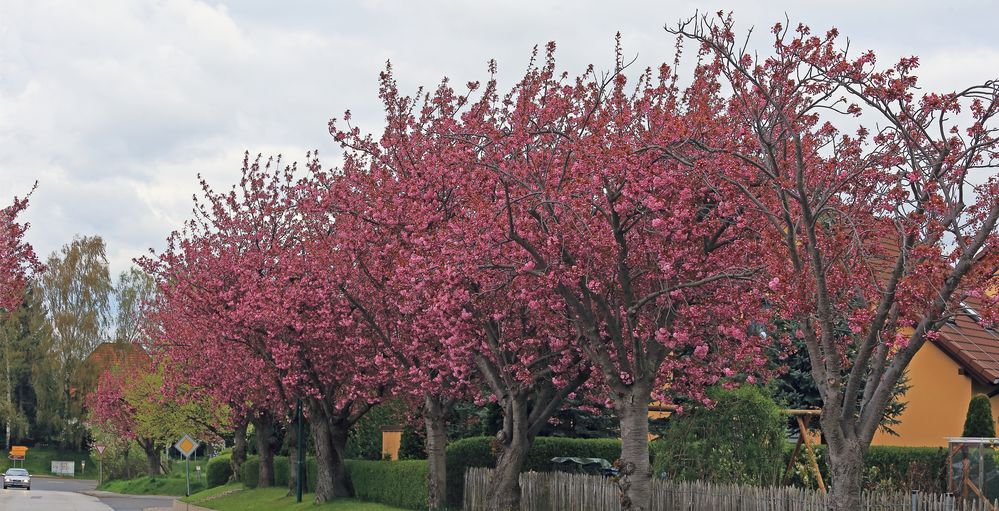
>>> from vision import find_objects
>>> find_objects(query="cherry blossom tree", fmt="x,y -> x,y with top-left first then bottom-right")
142,154 -> 392,502
670,13 -> 999,510
328,44 -> 778,509
325,68 -> 591,509
88,353 -> 228,476
0,186 -> 40,314
305,170 -> 471,509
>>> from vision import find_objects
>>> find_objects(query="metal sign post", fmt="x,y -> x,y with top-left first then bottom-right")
95,444 -> 106,484
174,434 -> 200,497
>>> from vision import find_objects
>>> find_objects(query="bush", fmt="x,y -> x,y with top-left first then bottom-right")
652,385 -> 786,486
445,435 -> 621,508
964,395 -> 996,438
346,460 -> 428,510
241,455 -> 259,488
205,452 -> 232,488
93,445 -> 147,481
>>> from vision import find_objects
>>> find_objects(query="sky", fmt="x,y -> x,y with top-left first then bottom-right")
2,0 -> 998,279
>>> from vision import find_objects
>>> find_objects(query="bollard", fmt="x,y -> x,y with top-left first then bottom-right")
910,490 -> 917,511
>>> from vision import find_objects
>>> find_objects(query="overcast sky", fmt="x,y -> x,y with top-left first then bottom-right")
2,0 -> 998,279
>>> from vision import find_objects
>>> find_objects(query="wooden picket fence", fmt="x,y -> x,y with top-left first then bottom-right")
463,467 -> 999,511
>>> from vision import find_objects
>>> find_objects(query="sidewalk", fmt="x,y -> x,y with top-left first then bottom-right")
79,488 -> 179,511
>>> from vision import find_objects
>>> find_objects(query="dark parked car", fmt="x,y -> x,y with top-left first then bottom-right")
551,457 -> 618,476
2,468 -> 31,490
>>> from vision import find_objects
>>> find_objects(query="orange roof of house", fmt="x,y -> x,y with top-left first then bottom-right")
852,232 -> 999,385
84,342 -> 152,373
934,300 -> 999,385
72,342 -> 152,398
868,236 -> 999,384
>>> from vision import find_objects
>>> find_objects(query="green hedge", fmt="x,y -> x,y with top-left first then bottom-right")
284,456 -> 317,492
307,457 -> 317,493
274,456 -> 290,488
783,444 -> 947,493
863,446 -> 947,492
241,455 -> 260,488
206,453 -> 233,488
240,455 -> 293,489
445,436 -> 621,508
346,460 -> 428,510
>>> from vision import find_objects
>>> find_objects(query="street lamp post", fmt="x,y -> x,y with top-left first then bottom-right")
296,397 -> 304,503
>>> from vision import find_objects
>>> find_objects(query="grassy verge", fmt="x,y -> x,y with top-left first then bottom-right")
98,475 -> 207,496
0,447 -> 98,479
96,456 -> 210,496
182,485 -> 409,511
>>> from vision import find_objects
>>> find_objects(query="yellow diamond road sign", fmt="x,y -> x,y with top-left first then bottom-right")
175,434 -> 199,458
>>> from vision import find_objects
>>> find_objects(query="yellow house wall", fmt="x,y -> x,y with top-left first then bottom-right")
872,341 -> 971,447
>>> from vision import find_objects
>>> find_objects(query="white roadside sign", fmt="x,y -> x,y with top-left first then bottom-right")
51,460 -> 75,476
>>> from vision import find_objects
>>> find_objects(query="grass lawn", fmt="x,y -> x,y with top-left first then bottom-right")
182,485 -> 408,511
0,446 -> 98,479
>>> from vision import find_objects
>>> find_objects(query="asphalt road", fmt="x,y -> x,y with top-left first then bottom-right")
0,477 -> 176,511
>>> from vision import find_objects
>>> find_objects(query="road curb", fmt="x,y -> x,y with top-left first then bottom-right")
172,500 -> 212,511
80,489 -> 180,499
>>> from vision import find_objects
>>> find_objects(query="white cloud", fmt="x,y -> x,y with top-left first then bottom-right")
1,0 -> 997,279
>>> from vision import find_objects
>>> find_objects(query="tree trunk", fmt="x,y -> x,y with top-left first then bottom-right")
140,438 -> 161,476
252,415 -> 277,488
230,420 -> 248,483
485,392 -> 535,511
615,385 -> 652,511
286,413 -> 299,495
486,431 -> 531,511
310,409 -> 352,502
824,428 -> 866,511
424,395 -> 448,510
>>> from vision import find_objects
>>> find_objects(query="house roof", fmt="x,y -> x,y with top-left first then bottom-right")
83,341 -> 152,373
71,342 -> 152,398
934,301 -> 999,385
868,236 -> 999,385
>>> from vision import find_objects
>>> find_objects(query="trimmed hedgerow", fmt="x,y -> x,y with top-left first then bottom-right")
241,455 -> 260,488
445,436 -> 621,508
783,444 -> 948,493
346,460 -> 428,510
273,456 -> 290,488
